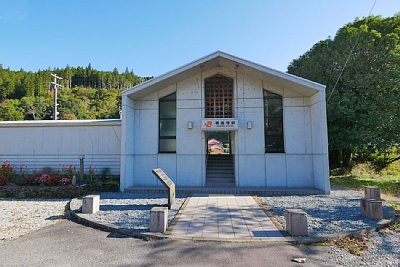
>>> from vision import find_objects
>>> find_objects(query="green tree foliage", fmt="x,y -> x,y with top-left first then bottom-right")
288,15 -> 400,166
0,99 -> 24,121
0,64 -> 151,121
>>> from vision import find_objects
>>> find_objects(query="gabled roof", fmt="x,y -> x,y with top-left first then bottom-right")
123,51 -> 325,99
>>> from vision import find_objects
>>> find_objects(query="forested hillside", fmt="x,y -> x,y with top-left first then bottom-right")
0,64 -> 150,120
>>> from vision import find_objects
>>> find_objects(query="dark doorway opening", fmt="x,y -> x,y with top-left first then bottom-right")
205,132 -> 235,187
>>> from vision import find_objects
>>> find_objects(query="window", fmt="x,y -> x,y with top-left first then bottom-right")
205,74 -> 233,118
159,92 -> 176,153
264,90 -> 284,153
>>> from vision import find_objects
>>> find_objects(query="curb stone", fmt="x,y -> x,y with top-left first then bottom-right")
65,196 -> 397,243
164,195 -> 192,235
67,198 -> 168,241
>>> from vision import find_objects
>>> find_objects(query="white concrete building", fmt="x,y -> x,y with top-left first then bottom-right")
0,51 -> 330,193
120,51 -> 330,193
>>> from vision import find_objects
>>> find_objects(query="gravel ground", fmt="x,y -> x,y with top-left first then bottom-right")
0,199 -> 68,242
259,189 -> 395,237
328,230 -> 400,267
303,229 -> 400,267
86,193 -> 186,230
260,189 -> 399,266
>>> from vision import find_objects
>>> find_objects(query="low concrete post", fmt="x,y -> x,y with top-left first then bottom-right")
285,209 -> 308,236
150,207 -> 168,233
82,195 -> 100,214
368,200 -> 383,220
364,187 -> 381,200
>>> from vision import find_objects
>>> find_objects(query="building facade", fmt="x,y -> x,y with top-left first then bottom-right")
120,52 -> 330,193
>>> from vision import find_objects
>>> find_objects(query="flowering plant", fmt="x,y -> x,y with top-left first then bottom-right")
0,161 -> 14,179
0,176 -> 8,186
13,165 -> 29,185
18,165 -> 28,177
38,174 -> 51,185
60,177 -> 71,186
62,165 -> 76,178
38,174 -> 60,186
27,176 -> 38,185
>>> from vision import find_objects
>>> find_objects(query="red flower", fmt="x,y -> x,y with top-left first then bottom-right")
60,177 -> 70,186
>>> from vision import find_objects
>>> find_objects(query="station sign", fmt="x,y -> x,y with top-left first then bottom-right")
201,118 -> 238,131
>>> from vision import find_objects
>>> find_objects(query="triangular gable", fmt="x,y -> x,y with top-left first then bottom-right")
123,51 -> 325,99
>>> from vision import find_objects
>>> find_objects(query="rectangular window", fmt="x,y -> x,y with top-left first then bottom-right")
264,90 -> 284,153
159,93 -> 176,153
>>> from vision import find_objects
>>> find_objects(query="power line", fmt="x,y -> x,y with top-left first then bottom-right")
327,0 -> 377,103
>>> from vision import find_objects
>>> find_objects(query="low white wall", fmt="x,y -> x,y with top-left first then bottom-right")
0,120 -> 121,175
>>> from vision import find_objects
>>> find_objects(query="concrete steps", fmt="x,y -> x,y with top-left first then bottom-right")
206,154 -> 235,186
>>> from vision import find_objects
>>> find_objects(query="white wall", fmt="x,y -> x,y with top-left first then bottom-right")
0,120 -> 121,175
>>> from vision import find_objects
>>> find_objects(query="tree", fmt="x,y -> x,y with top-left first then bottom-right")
0,99 -> 24,121
288,15 -> 400,166
20,96 -> 52,120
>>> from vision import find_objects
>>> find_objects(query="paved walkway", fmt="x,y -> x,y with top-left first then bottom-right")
170,194 -> 284,239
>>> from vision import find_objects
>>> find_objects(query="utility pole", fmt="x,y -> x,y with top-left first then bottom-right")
51,73 -> 63,120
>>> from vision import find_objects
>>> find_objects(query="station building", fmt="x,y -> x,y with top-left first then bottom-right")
120,51 -> 330,193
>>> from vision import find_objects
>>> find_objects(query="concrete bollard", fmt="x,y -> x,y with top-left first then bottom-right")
285,209 -> 308,236
150,207 -> 168,233
368,200 -> 383,220
82,195 -> 100,214
364,187 -> 381,200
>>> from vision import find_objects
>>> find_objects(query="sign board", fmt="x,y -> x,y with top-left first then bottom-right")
201,118 -> 238,131
152,168 -> 175,209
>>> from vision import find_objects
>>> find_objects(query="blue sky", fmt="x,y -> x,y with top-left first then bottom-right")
0,0 -> 398,76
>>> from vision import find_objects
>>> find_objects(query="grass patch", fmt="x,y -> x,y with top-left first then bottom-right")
330,161 -> 400,195
388,222 -> 400,232
332,234 -> 369,256
309,241 -> 330,247
330,176 -> 400,195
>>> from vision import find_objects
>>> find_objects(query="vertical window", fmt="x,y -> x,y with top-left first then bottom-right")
159,92 -> 176,153
205,74 -> 233,118
264,90 -> 284,153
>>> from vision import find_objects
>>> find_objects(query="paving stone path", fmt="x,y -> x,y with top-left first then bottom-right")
170,194 -> 284,239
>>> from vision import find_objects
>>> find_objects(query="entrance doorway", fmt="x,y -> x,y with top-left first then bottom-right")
207,132 -> 231,155
206,132 -> 235,187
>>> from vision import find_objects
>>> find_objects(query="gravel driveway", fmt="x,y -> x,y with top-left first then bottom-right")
0,199 -> 68,242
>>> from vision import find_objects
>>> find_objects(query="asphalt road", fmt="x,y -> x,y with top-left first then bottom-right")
0,220 -> 335,267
